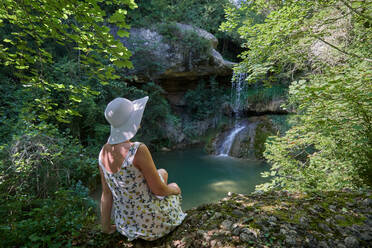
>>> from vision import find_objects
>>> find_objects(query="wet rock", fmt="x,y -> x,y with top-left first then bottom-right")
239,232 -> 252,242
232,209 -> 244,217
220,220 -> 233,230
212,212 -> 222,220
231,226 -> 241,236
344,236 -> 359,248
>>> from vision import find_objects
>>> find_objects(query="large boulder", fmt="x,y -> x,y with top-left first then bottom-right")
114,23 -> 235,83
243,98 -> 288,114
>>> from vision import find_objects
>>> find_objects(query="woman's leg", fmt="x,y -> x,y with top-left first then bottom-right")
157,168 -> 168,184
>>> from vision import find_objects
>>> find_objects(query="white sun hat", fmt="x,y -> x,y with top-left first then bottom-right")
104,96 -> 149,144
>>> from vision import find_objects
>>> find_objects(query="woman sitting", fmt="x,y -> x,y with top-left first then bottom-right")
98,96 -> 186,241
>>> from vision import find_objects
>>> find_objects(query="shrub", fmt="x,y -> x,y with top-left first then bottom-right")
0,189 -> 96,248
0,123 -> 98,198
184,76 -> 229,121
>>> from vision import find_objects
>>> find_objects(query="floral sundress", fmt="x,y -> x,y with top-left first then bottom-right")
98,142 -> 187,241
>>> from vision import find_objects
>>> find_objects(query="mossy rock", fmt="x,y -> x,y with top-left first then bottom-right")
254,118 -> 276,159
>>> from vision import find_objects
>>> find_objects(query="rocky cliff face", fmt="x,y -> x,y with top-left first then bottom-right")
114,23 -> 234,106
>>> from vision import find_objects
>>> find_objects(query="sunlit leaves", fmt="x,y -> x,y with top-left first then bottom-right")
0,0 -> 135,123
222,0 -> 372,191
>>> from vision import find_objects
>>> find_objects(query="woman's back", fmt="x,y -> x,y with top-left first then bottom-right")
98,142 -> 186,241
100,142 -> 132,174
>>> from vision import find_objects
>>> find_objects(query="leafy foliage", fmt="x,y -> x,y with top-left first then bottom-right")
127,0 -> 230,36
222,0 -> 372,191
0,1 -> 142,246
0,123 -> 98,198
0,188 -> 96,248
184,76 -> 228,121
0,0 -> 136,123
260,63 -> 372,191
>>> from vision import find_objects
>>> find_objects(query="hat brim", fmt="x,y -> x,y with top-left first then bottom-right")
107,96 -> 149,144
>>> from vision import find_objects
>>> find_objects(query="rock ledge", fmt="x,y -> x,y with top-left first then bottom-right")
80,189 -> 372,247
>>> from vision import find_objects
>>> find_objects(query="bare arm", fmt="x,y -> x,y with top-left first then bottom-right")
133,144 -> 181,196
99,167 -> 115,234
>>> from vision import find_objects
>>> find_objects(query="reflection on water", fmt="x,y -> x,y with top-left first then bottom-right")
208,180 -> 240,193
92,147 -> 270,211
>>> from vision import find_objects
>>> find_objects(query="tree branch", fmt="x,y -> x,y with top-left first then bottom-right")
315,36 -> 372,62
339,0 -> 372,21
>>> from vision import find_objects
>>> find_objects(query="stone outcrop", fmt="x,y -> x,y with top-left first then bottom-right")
243,98 -> 288,114
80,189 -> 372,248
207,116 -> 276,159
112,23 -> 235,107
115,23 -> 234,83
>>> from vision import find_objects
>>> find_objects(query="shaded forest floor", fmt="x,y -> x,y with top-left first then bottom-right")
76,190 -> 372,247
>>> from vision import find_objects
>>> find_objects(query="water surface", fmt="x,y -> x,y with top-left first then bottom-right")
152,147 -> 270,210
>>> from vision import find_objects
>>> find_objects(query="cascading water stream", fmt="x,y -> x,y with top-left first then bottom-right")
217,72 -> 247,156
232,73 -> 245,115
218,125 -> 245,156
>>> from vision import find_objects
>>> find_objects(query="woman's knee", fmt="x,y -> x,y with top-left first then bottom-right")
158,168 -> 168,182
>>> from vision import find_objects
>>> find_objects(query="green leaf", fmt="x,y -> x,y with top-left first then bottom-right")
113,59 -> 132,68
117,30 -> 128,38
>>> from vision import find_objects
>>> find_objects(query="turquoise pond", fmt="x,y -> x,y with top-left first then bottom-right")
93,147 -> 270,210
152,148 -> 270,210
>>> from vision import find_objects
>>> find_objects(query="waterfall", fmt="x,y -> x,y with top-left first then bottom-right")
218,125 -> 245,156
217,73 -> 247,156
231,73 -> 246,115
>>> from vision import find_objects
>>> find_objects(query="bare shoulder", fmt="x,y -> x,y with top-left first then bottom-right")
135,143 -> 151,158
133,143 -> 152,167
100,145 -> 108,158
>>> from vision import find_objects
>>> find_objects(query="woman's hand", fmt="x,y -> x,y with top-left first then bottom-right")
133,144 -> 182,196
168,183 -> 181,195
102,224 -> 116,234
